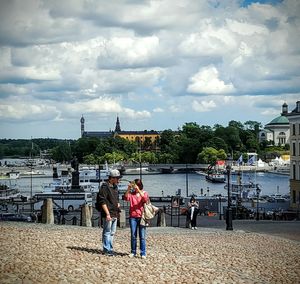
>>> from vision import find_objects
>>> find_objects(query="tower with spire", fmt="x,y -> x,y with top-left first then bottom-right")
115,115 -> 121,132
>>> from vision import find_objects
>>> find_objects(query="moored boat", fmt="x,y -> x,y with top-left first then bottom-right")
0,184 -> 20,198
0,171 -> 20,180
205,172 -> 226,183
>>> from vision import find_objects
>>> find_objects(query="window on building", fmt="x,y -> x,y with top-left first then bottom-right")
293,164 -> 296,179
292,142 -> 296,156
293,190 -> 296,204
292,124 -> 296,135
278,132 -> 286,145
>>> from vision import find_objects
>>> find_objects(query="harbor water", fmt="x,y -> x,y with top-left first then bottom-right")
3,171 -> 289,198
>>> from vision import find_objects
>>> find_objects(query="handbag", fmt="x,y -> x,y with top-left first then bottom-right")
141,200 -> 159,226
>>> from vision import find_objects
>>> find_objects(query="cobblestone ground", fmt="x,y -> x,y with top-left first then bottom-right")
0,223 -> 299,284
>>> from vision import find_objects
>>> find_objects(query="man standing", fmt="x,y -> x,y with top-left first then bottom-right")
98,169 -> 121,256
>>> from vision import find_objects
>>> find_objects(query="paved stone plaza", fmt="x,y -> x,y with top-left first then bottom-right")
0,222 -> 299,283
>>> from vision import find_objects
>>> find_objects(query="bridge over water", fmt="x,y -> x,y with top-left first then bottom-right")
122,163 -> 210,173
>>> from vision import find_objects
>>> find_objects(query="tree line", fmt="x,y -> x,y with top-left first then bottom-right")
0,120 -> 289,165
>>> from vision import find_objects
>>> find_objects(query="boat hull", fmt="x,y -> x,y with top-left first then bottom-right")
205,175 -> 226,183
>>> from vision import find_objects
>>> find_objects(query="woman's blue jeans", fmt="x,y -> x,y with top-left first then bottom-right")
129,217 -> 146,256
102,217 -> 117,253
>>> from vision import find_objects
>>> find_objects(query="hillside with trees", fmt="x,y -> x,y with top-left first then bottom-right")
0,120 -> 289,165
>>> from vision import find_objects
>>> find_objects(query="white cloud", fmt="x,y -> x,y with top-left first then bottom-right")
0,97 -> 58,121
192,100 -> 217,112
0,0 -> 299,138
97,36 -> 167,69
187,66 -> 235,95
65,96 -> 122,114
153,108 -> 164,113
225,19 -> 268,36
179,22 -> 237,57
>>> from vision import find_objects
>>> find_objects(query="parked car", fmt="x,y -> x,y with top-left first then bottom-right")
0,213 -> 32,222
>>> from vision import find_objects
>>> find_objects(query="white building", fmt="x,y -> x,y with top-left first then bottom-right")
259,103 -> 290,146
285,101 -> 300,210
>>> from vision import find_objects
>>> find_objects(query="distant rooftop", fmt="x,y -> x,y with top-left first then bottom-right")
267,115 -> 289,125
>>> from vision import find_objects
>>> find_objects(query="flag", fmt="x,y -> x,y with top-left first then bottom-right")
236,155 -> 243,165
247,155 -> 255,165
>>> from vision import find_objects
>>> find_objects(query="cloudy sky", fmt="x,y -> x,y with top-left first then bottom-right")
0,0 -> 299,139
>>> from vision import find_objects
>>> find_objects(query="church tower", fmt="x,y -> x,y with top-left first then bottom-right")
115,116 -> 121,132
80,115 -> 85,137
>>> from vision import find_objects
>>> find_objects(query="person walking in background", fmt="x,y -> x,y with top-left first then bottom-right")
188,196 -> 199,230
98,169 -> 121,256
124,179 -> 149,259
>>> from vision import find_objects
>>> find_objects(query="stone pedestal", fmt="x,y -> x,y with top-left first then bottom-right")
118,209 -> 126,228
157,209 -> 166,227
81,204 -> 92,227
71,171 -> 82,191
42,198 -> 54,224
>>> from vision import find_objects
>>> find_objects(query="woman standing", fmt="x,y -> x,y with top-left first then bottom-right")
124,179 -> 149,259
188,196 -> 199,230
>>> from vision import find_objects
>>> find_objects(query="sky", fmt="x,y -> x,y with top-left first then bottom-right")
0,0 -> 299,139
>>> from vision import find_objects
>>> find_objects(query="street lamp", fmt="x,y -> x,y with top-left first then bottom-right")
186,164 -> 189,197
226,164 -> 233,230
139,139 -> 142,181
256,185 -> 261,221
219,194 -> 222,220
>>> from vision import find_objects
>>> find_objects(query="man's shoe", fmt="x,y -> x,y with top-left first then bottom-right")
129,253 -> 136,258
194,227 -> 198,230
141,255 -> 146,259
104,251 -> 114,256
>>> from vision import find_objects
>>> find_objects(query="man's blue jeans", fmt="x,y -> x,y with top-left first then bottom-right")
102,217 -> 117,252
129,217 -> 146,256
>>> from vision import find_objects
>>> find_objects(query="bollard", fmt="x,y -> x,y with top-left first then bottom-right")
118,209 -> 126,228
157,209 -> 166,227
72,216 -> 77,225
81,204 -> 92,227
41,198 -> 54,224
89,204 -> 93,218
186,214 -> 190,228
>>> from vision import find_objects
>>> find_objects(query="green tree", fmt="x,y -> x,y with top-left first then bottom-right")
177,123 -> 207,163
50,142 -> 72,162
197,147 -> 219,164
205,137 -> 228,153
103,151 -> 126,164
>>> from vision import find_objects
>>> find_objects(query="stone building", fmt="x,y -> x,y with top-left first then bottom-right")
80,115 -> 160,147
285,101 -> 300,210
259,103 -> 290,146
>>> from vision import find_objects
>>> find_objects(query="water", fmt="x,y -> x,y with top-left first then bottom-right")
6,171 -> 289,198
140,172 -> 289,197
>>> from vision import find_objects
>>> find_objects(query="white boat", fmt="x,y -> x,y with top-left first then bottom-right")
41,168 -> 103,194
205,172 -> 226,183
205,164 -> 226,183
20,170 -> 46,177
0,184 -> 19,198
0,184 -> 28,203
79,167 -> 109,183
0,171 -> 20,180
